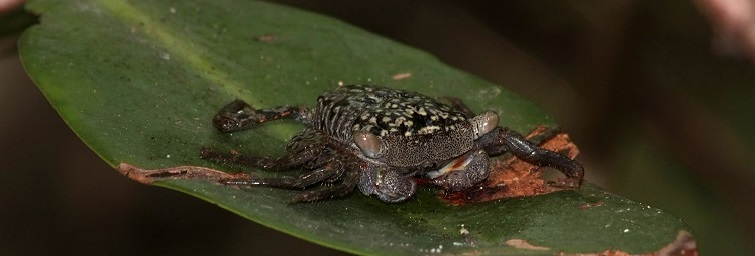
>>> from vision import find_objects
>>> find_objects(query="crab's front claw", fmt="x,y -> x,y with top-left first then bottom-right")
358,166 -> 417,203
427,149 -> 490,192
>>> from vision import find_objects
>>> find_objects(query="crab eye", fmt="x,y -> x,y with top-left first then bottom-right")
354,130 -> 385,158
472,110 -> 499,139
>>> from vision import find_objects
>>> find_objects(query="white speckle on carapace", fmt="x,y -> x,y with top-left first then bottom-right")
417,107 -> 427,116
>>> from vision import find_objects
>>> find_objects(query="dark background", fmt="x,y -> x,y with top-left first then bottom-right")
2,1 -> 754,255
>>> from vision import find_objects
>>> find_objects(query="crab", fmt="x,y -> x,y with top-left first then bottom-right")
200,85 -> 584,203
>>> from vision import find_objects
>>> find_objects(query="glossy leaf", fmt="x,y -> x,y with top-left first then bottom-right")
19,0 -> 693,254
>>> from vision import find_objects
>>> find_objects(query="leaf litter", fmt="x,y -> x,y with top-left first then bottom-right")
117,162 -> 251,185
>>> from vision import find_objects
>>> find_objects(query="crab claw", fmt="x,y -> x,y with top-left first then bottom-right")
357,165 -> 416,203
427,149 -> 490,191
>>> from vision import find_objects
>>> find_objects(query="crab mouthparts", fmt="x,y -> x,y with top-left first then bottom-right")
425,154 -> 473,179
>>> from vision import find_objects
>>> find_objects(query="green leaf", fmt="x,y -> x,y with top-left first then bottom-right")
19,0 -> 694,254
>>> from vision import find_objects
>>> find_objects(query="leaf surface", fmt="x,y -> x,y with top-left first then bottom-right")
19,0 -> 692,254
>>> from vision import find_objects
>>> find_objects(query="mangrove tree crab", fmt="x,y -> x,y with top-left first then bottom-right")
200,85 -> 584,203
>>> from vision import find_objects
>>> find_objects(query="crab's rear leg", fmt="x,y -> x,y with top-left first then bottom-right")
200,129 -> 327,169
221,159 -> 343,189
199,146 -> 322,170
218,159 -> 358,204
291,165 -> 361,203
212,99 -> 309,132
478,127 -> 584,187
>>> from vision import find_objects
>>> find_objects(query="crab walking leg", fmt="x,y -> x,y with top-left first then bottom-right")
212,99 -> 309,132
199,144 -> 322,170
500,128 -> 584,183
494,126 -> 563,160
477,127 -> 584,185
220,160 -> 344,189
291,167 -> 360,203
200,128 -> 328,169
